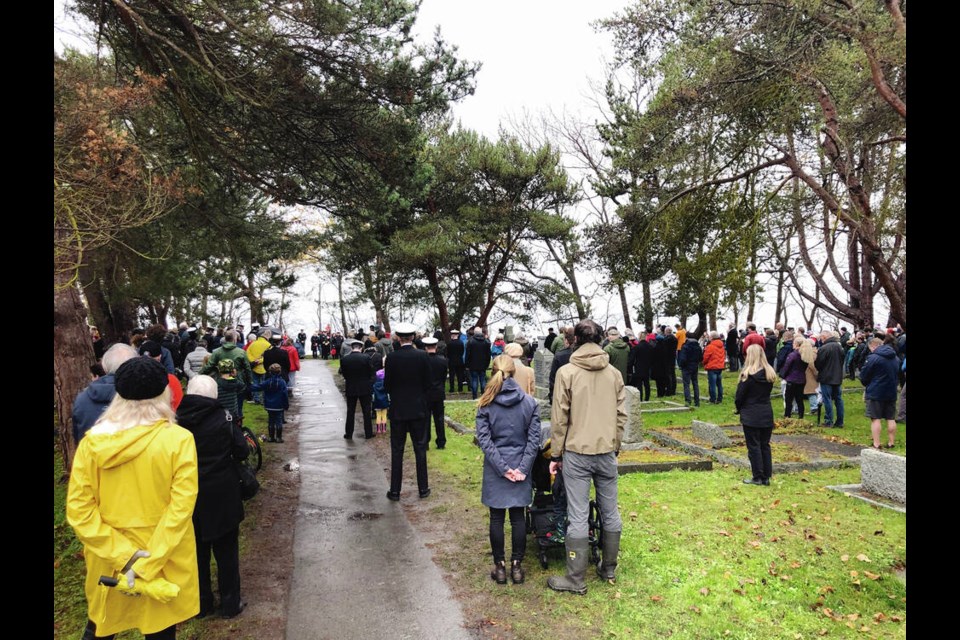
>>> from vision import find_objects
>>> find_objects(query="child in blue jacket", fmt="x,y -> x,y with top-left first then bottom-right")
250,363 -> 289,442
372,368 -> 390,434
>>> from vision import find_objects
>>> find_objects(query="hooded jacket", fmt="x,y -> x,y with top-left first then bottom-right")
202,342 -> 253,386
735,369 -> 775,429
66,420 -> 200,635
859,345 -> 901,401
780,350 -> 808,385
246,336 -> 272,375
465,334 -> 492,372
702,339 -> 726,371
72,375 -> 117,443
550,342 -> 626,457
476,377 -> 541,508
603,338 -> 631,383
814,336 -> 845,385
250,373 -> 289,411
677,338 -> 703,374
175,395 -> 247,541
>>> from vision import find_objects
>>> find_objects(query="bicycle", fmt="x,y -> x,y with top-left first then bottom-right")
240,426 -> 262,473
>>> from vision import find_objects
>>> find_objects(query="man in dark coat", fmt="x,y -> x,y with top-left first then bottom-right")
465,327 -> 492,400
384,322 -> 433,500
72,343 -> 138,443
628,334 -> 654,401
263,335 -> 292,382
548,327 -> 575,403
310,331 -> 321,359
446,329 -> 466,393
340,340 -> 375,439
422,337 -> 448,450
543,327 -> 558,351
815,330 -> 846,427
726,323 -> 740,372
859,337 -> 901,448
677,335 -> 703,407
662,327 -> 679,396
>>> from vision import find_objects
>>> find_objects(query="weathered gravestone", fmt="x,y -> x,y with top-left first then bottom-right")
619,385 -> 646,450
691,419 -> 733,449
533,347 -> 554,401
860,448 -> 906,504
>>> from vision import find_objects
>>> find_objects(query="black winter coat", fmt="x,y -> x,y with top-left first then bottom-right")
548,346 -> 573,402
726,329 -> 740,353
465,335 -> 492,372
764,335 -> 779,365
176,395 -> 247,541
735,370 -> 775,429
426,353 -> 449,402
446,339 -> 464,366
628,341 -> 654,384
677,339 -> 703,373
340,352 -> 374,396
384,344 -> 432,420
814,337 -> 845,385
263,345 -> 291,382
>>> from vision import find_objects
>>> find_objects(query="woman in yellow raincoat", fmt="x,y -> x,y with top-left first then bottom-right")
67,356 -> 200,639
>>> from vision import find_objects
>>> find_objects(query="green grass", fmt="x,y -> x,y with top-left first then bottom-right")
445,400 -> 479,428
429,432 -> 907,639
616,448 -> 701,464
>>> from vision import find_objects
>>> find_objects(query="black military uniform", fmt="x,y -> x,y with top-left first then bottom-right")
446,330 -> 466,392
423,337 -> 448,450
340,341 -> 374,439
384,323 -> 432,500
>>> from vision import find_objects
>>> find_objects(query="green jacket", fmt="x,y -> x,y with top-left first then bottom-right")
603,338 -> 630,383
202,342 -> 253,385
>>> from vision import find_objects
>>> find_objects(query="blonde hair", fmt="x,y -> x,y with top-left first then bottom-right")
739,344 -> 777,383
478,355 -> 516,408
798,338 -> 816,364
94,386 -> 176,431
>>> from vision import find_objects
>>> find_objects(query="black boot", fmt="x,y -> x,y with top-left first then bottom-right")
490,560 -> 507,585
547,537 -> 589,595
267,425 -> 276,443
276,426 -> 284,443
596,530 -> 621,582
511,559 -> 525,584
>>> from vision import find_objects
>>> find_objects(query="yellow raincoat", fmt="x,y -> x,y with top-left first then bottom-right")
246,336 -> 271,375
67,420 -> 200,637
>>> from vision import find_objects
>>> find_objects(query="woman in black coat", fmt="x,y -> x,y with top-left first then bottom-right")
735,344 -> 777,486
177,375 -> 249,618
629,336 -> 654,401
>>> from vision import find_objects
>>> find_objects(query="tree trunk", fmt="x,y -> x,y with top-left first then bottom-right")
79,262 -> 137,345
617,282 -> 631,329
425,264 -> 451,335
774,267 -> 785,327
691,307 -> 707,339
54,280 -> 96,473
747,250 -> 757,322
708,307 -> 717,333
641,279 -> 653,331
337,270 -> 348,335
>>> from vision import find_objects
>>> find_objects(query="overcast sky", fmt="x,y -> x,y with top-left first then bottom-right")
54,1 -> 884,335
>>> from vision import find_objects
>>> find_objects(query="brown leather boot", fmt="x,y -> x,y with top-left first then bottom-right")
490,560 -> 507,585
510,559 -> 525,584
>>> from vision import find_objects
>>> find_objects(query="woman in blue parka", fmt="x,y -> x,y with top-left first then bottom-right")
475,355 -> 541,586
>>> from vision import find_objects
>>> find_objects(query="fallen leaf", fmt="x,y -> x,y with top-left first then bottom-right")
847,613 -> 860,621
890,616 -> 902,622
614,590 -> 622,599
850,570 -> 859,578
864,571 -> 881,581
689,605 -> 701,614
818,630 -> 828,636
815,547 -> 824,555
733,588 -> 745,596
650,595 -> 664,602
771,499 -> 781,508
820,585 -> 835,594
860,625 -> 871,632
845,622 -> 855,629
794,634 -> 802,640
780,575 -> 792,581
873,613 -> 887,622
856,553 -> 871,563
822,607 -> 837,619
760,507 -> 767,513
700,587 -> 710,596
748,540 -> 761,548
851,579 -> 861,588
743,578 -> 756,585
791,561 -> 802,569
802,469 -> 809,474
629,511 -> 638,520
751,523 -> 761,530
717,530 -> 731,536
841,554 -> 850,562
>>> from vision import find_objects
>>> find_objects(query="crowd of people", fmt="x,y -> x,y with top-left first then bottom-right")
67,314 -> 906,636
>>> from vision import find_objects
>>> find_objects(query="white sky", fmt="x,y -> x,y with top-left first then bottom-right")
54,0 -> 889,336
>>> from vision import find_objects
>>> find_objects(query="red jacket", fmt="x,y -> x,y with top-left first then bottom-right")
741,331 -> 765,356
702,339 -> 726,370
282,345 -> 301,372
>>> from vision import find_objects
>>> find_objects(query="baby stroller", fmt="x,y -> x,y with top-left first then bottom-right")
527,427 -> 603,569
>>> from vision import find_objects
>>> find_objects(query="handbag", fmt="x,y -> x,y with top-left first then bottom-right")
237,461 -> 260,501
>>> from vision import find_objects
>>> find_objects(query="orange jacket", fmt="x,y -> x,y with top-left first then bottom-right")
702,339 -> 726,370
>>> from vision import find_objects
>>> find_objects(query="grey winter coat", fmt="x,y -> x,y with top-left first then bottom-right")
476,378 -> 541,509
184,345 -> 209,378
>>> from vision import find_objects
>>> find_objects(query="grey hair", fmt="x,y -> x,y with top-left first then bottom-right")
709,331 -> 719,340
224,330 -> 237,343
186,375 -> 219,399
101,343 -> 138,375
261,329 -> 273,340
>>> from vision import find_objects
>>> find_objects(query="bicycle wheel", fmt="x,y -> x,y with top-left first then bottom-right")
241,426 -> 263,472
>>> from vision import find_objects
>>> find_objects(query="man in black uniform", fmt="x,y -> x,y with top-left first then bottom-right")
726,322 -> 740,372
422,336 -> 448,450
384,322 -> 433,501
263,334 -> 291,382
446,329 -> 466,393
339,339 -> 374,439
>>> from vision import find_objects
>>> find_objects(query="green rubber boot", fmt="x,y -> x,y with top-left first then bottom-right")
547,537 -> 589,595
596,530 -> 622,582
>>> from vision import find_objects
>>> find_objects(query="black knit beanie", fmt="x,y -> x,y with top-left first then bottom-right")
115,357 -> 169,400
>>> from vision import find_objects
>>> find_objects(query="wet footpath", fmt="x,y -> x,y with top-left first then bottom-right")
285,359 -> 475,640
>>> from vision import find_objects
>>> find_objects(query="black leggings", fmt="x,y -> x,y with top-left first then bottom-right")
489,506 -> 526,563
784,382 -> 805,419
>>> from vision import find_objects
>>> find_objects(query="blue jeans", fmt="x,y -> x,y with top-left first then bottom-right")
681,369 -> 700,405
469,369 -> 487,399
252,371 -> 264,403
820,383 -> 844,425
707,369 -> 723,403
